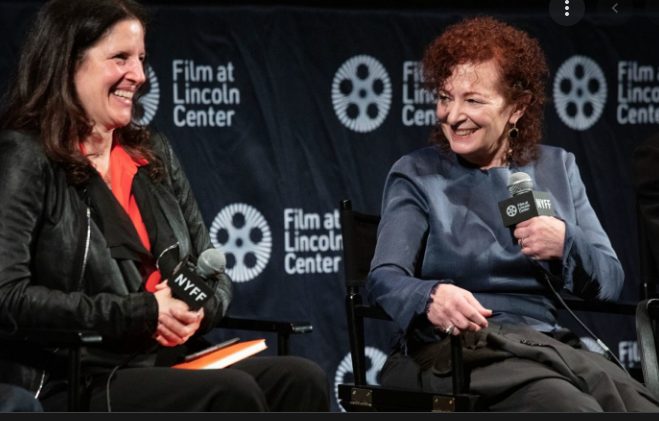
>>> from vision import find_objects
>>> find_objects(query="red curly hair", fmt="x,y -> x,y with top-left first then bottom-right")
422,16 -> 549,165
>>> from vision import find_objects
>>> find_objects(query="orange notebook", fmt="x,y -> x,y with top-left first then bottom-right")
173,338 -> 267,370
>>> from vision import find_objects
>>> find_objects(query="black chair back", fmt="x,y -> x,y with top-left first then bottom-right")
341,201 -> 380,290
337,199 -> 477,411
636,298 -> 659,399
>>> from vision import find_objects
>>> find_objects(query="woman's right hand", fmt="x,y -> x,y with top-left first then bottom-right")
152,281 -> 204,347
426,284 -> 492,336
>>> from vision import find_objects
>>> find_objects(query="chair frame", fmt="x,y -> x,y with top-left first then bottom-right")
218,316 -> 312,356
0,328 -> 102,411
0,316 -> 311,411
636,298 -> 659,399
337,198 -> 643,412
338,199 -> 478,412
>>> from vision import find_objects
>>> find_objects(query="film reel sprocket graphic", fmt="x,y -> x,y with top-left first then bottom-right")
209,203 -> 272,283
334,346 -> 387,411
553,55 -> 607,131
332,55 -> 392,133
134,64 -> 159,126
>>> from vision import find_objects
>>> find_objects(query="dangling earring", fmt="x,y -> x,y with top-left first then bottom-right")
505,122 -> 518,165
505,145 -> 514,165
508,122 -> 519,139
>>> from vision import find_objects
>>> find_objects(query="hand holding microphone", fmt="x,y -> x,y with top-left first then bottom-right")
153,248 -> 226,346
500,172 -> 565,260
153,281 -> 204,346
514,216 -> 566,260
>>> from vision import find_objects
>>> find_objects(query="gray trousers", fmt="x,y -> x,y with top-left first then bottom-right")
381,323 -> 659,412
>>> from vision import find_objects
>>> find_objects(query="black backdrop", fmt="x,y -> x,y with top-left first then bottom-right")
1,0 -> 657,411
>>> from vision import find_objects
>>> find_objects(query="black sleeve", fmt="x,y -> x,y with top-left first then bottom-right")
151,132 -> 233,333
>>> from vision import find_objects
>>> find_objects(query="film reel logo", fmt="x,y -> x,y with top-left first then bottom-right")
331,55 -> 392,133
506,204 -> 518,218
333,346 -> 387,412
209,203 -> 272,283
553,55 -> 607,131
134,64 -> 160,126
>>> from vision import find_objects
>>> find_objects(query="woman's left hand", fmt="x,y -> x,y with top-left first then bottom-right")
153,281 -> 205,347
513,216 -> 566,260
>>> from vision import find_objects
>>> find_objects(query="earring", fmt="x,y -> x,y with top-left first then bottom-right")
508,122 -> 519,139
505,146 -> 514,164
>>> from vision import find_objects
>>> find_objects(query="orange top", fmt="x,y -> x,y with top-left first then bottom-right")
108,145 -> 162,292
108,144 -> 150,251
82,141 -> 161,292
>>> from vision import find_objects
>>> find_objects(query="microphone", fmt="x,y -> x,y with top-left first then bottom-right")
168,249 -> 225,310
498,172 -> 554,227
498,176 -> 629,373
196,248 -> 226,278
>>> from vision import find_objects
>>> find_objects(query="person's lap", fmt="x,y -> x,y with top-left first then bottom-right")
41,355 -> 329,412
381,327 -> 659,412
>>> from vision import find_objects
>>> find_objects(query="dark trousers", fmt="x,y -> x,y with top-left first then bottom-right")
382,324 -> 659,412
41,356 -> 330,412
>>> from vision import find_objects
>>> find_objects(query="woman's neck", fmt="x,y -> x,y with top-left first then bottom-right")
83,129 -> 113,156
82,130 -> 115,188
478,139 -> 511,170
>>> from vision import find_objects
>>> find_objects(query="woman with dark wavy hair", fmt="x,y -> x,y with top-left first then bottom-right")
367,16 -> 659,411
0,0 -> 329,412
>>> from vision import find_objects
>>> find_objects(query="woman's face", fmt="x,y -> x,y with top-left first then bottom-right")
74,19 -> 146,133
436,59 -> 523,168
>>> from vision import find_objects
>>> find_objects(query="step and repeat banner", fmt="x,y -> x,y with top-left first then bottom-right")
2,1 -> 658,411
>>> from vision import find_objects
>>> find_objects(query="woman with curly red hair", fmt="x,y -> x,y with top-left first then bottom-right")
367,16 -> 659,411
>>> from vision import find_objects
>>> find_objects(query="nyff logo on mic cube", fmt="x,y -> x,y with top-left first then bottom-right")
169,256 -> 215,310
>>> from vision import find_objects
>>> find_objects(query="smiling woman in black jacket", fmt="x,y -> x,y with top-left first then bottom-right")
0,0 -> 328,412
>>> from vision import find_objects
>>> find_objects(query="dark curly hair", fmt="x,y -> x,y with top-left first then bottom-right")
0,0 -> 163,184
422,16 -> 549,166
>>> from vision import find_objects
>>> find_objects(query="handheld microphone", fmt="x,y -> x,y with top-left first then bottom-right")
196,248 -> 226,278
498,172 -> 554,227
498,174 -> 628,373
168,249 -> 225,310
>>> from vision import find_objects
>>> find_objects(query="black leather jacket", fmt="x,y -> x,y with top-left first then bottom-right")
0,129 -> 232,393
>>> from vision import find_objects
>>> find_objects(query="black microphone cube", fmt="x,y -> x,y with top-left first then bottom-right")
168,257 -> 214,310
499,190 -> 554,227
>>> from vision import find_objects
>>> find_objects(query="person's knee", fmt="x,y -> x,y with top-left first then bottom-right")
493,378 -> 603,412
286,356 -> 327,381
207,370 -> 268,411
282,357 -> 328,388
271,356 -> 330,411
542,387 -> 602,411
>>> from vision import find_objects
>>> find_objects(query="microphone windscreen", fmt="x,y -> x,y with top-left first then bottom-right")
197,248 -> 226,278
508,172 -> 533,196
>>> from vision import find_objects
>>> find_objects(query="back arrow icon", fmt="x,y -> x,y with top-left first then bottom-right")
612,2 -> 619,13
